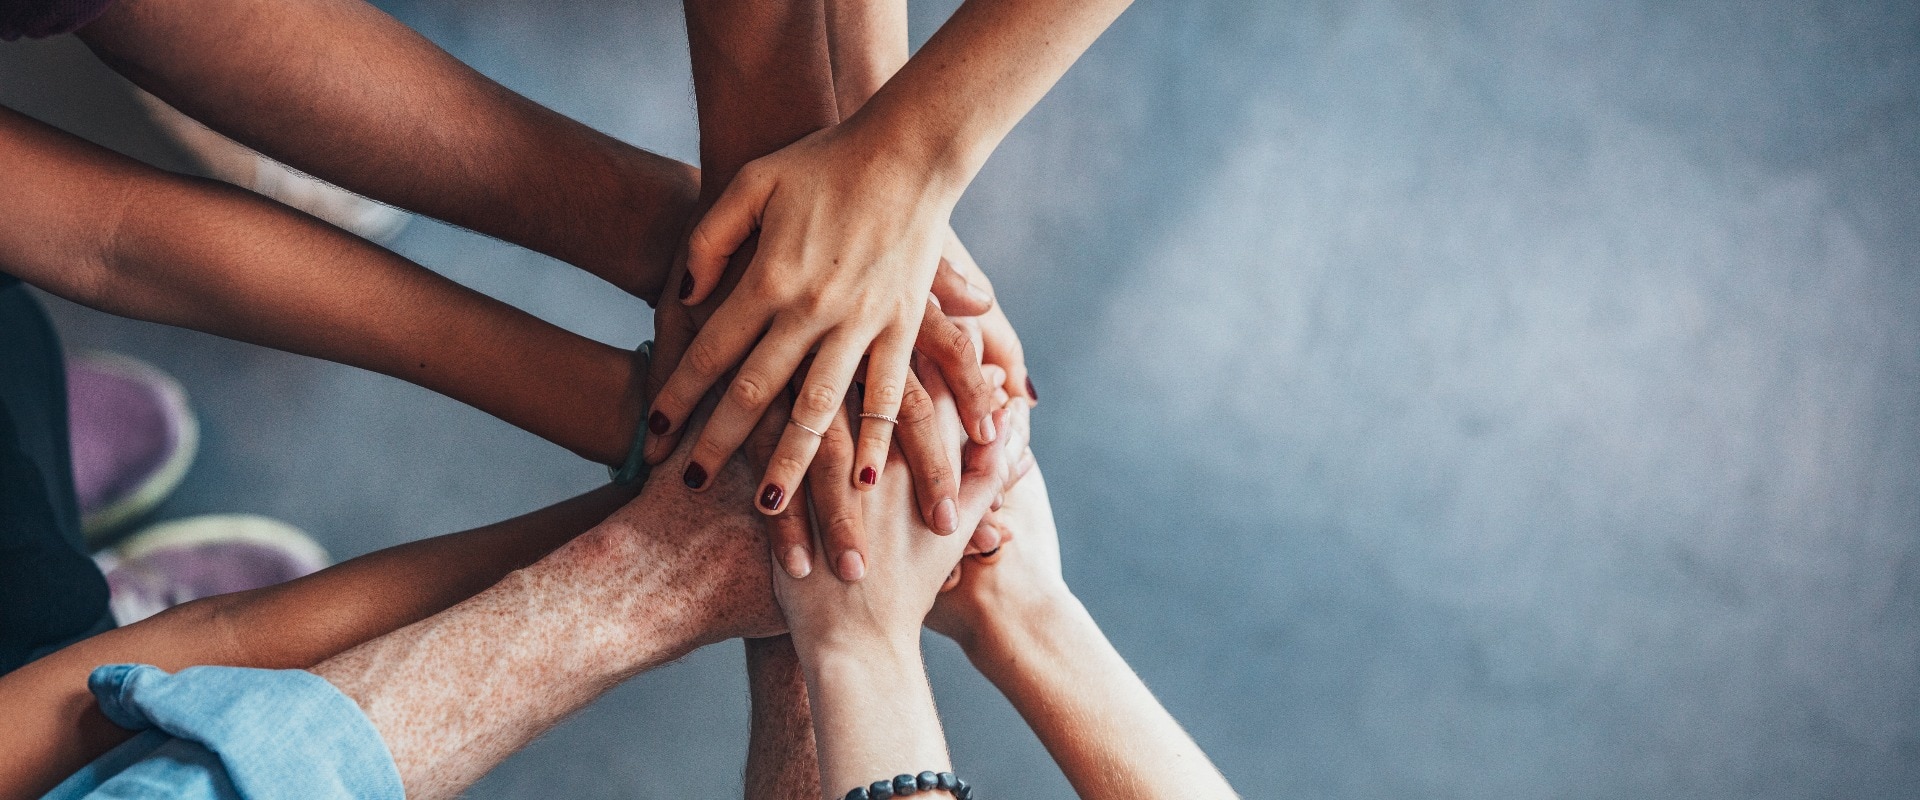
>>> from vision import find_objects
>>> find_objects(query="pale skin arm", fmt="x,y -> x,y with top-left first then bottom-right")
653,0 -> 1130,502
74,0 -> 698,301
0,483 -> 639,798
929,465 -> 1240,799
0,103 -> 645,466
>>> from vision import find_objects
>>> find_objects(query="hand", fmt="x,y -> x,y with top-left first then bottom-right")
936,230 -> 1035,404
773,372 -> 1023,655
927,454 -> 1065,652
646,119 -> 999,522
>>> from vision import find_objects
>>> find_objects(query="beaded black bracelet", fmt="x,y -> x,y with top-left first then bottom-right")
842,770 -> 971,800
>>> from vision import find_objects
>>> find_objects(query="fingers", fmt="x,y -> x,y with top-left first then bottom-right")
894,369 -> 959,534
979,305 -> 1035,404
853,328 -> 915,491
681,166 -> 769,306
952,406 -> 1015,530
807,404 -> 867,581
642,288 -> 701,462
754,332 -> 866,514
916,300 -> 998,445
746,396 -> 815,580
680,317 -> 815,490
647,296 -> 774,465
928,255 -> 994,317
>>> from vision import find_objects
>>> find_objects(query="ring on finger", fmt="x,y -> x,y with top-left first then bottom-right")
788,418 -> 828,437
858,412 -> 898,425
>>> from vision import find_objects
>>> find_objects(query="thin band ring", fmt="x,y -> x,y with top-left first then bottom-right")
859,412 -> 898,425
788,418 -> 828,438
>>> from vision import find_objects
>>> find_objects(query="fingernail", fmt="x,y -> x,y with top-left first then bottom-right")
677,272 -> 694,301
1025,376 -> 1039,402
839,551 -> 866,582
933,498 -> 958,534
648,410 -> 670,435
682,462 -> 707,489
784,546 -> 812,579
759,484 -> 784,511
979,414 -> 998,443
859,466 -> 877,486
967,281 -> 991,305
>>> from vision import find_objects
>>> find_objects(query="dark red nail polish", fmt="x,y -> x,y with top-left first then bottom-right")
648,410 -> 670,435
677,272 -> 694,301
682,462 -> 707,489
759,484 -> 784,510
859,466 -> 877,486
1025,376 -> 1039,402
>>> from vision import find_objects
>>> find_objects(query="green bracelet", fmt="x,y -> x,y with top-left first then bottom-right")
608,340 -> 653,486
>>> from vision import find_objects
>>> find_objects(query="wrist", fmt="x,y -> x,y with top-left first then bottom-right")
840,103 -> 973,208
961,583 -> 1083,666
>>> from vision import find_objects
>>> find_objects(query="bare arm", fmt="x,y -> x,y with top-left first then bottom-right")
0,103 -> 643,465
929,465 -> 1240,799
312,429 -> 779,799
0,483 -> 637,798
744,636 -> 821,800
75,0 -> 698,300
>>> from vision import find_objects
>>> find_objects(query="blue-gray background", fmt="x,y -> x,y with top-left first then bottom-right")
4,0 -> 1917,796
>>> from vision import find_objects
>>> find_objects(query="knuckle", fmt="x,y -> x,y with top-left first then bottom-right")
795,383 -> 840,419
863,380 -> 904,409
772,451 -> 811,478
683,339 -> 730,380
728,373 -> 779,409
897,396 -> 936,426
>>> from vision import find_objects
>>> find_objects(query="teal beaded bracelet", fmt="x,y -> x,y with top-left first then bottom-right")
608,340 -> 653,486
842,771 -> 969,800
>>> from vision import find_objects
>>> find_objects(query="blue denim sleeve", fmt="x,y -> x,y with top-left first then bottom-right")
41,664 -> 403,800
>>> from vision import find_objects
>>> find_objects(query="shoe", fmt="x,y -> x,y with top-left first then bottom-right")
68,353 -> 199,540
93,515 -> 331,625
133,90 -> 411,244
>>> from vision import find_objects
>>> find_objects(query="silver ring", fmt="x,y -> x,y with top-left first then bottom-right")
858,412 -> 898,425
788,419 -> 828,437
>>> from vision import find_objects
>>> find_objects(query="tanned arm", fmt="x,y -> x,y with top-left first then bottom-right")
76,0 -> 697,300
0,104 -> 643,466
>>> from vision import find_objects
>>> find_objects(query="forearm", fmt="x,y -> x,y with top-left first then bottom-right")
745,636 -> 821,800
0,484 -> 634,799
849,0 -> 1132,195
802,640 -> 952,800
825,0 -> 908,117
684,0 -> 842,192
966,591 -> 1239,799
314,472 -> 761,800
0,106 -> 639,465
78,0 -> 697,299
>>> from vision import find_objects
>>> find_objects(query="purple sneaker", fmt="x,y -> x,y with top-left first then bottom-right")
67,353 -> 199,540
93,514 -> 331,625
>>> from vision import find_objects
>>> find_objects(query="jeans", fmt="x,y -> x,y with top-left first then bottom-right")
43,663 -> 403,800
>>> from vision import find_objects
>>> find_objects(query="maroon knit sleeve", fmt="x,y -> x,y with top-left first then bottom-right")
0,0 -> 117,41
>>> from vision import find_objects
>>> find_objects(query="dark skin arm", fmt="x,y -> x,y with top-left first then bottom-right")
75,0 -> 698,301
0,483 -> 639,798
0,104 -> 643,466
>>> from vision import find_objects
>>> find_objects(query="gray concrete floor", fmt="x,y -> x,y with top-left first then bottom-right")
5,0 -> 1919,796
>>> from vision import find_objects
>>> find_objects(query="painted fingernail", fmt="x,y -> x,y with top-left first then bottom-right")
784,546 -> 812,579
759,484 -> 784,511
1025,376 -> 1039,402
859,466 -> 877,486
682,462 -> 707,489
648,410 -> 670,435
839,551 -> 867,582
933,498 -> 959,534
677,272 -> 694,301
